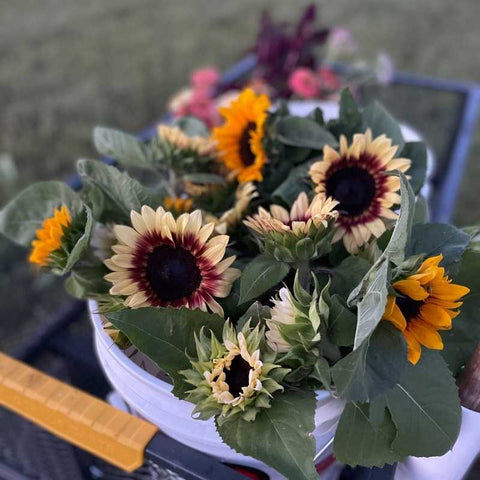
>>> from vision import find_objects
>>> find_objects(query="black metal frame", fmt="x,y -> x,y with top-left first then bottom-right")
4,54 -> 479,480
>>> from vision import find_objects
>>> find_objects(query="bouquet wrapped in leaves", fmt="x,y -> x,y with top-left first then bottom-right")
1,87 -> 478,480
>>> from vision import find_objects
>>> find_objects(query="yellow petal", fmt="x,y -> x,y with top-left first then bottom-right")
393,279 -> 429,301
419,303 -> 453,330
403,329 -> 422,365
383,300 -> 407,331
408,320 -> 444,350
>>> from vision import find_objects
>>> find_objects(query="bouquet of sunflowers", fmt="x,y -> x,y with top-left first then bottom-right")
1,87 -> 479,480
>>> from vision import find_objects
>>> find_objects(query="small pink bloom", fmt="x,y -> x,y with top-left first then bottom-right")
288,68 -> 321,99
191,67 -> 220,89
318,67 -> 341,91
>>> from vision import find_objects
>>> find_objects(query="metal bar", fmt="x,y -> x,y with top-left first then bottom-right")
145,434 -> 247,480
431,87 -> 480,222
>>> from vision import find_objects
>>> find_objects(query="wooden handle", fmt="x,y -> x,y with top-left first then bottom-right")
0,353 -> 157,472
459,343 -> 480,412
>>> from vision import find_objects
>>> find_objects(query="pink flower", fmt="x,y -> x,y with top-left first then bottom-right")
288,68 -> 321,99
191,67 -> 220,89
318,67 -> 341,91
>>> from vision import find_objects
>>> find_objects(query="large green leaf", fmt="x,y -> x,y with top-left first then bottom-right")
399,142 -> 427,194
93,127 -> 155,170
330,256 -> 371,298
328,89 -> 362,141
331,322 -> 407,402
77,159 -> 156,219
387,351 -> 461,457
216,389 -> 318,480
407,223 -> 471,267
327,294 -> 357,347
384,171 -> 415,266
334,401 -> 402,467
63,205 -> 94,273
0,181 -> 83,246
65,265 -> 110,299
276,116 -> 338,150
106,307 -> 225,398
361,101 -> 404,149
272,160 -> 314,206
353,258 -> 389,349
442,246 -> 480,374
239,255 -> 290,304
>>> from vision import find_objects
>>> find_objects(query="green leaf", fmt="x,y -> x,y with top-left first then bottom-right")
413,194 -> 429,225
334,401 -> 402,467
361,101 -> 404,150
65,265 -> 110,299
216,389 -> 318,480
330,256 -> 371,298
331,322 -> 407,402
106,307 -> 225,398
237,301 -> 271,330
384,171 -> 415,266
239,255 -> 290,304
407,223 -> 470,267
93,127 -> 154,170
175,116 -> 209,137
63,205 -> 94,272
386,351 -> 461,457
353,258 -> 389,349
441,246 -> 480,374
276,116 -> 338,150
399,142 -> 427,194
328,294 -> 357,347
272,160 -> 314,206
182,173 -> 225,185
0,181 -> 83,246
328,89 -> 362,140
77,159 -> 155,220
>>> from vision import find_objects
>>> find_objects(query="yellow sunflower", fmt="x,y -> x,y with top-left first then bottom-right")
382,254 -> 470,364
212,88 -> 270,183
104,206 -> 240,316
29,205 -> 72,267
163,196 -> 193,215
309,129 -> 411,253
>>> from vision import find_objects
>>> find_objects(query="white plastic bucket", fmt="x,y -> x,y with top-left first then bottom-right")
89,301 -> 345,476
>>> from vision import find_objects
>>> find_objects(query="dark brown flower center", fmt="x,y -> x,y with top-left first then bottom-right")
145,245 -> 202,301
396,294 -> 423,322
225,354 -> 251,397
239,122 -> 257,167
325,166 -> 376,216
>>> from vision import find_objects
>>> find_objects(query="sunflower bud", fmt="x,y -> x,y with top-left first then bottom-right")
244,192 -> 338,262
266,273 -> 324,354
181,322 -> 289,425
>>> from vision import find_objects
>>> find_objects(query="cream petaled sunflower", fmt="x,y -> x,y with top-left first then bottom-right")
104,206 -> 240,315
158,124 -> 216,157
245,192 -> 338,237
382,254 -> 470,364
213,88 -> 271,183
182,323 -> 288,423
309,129 -> 411,253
